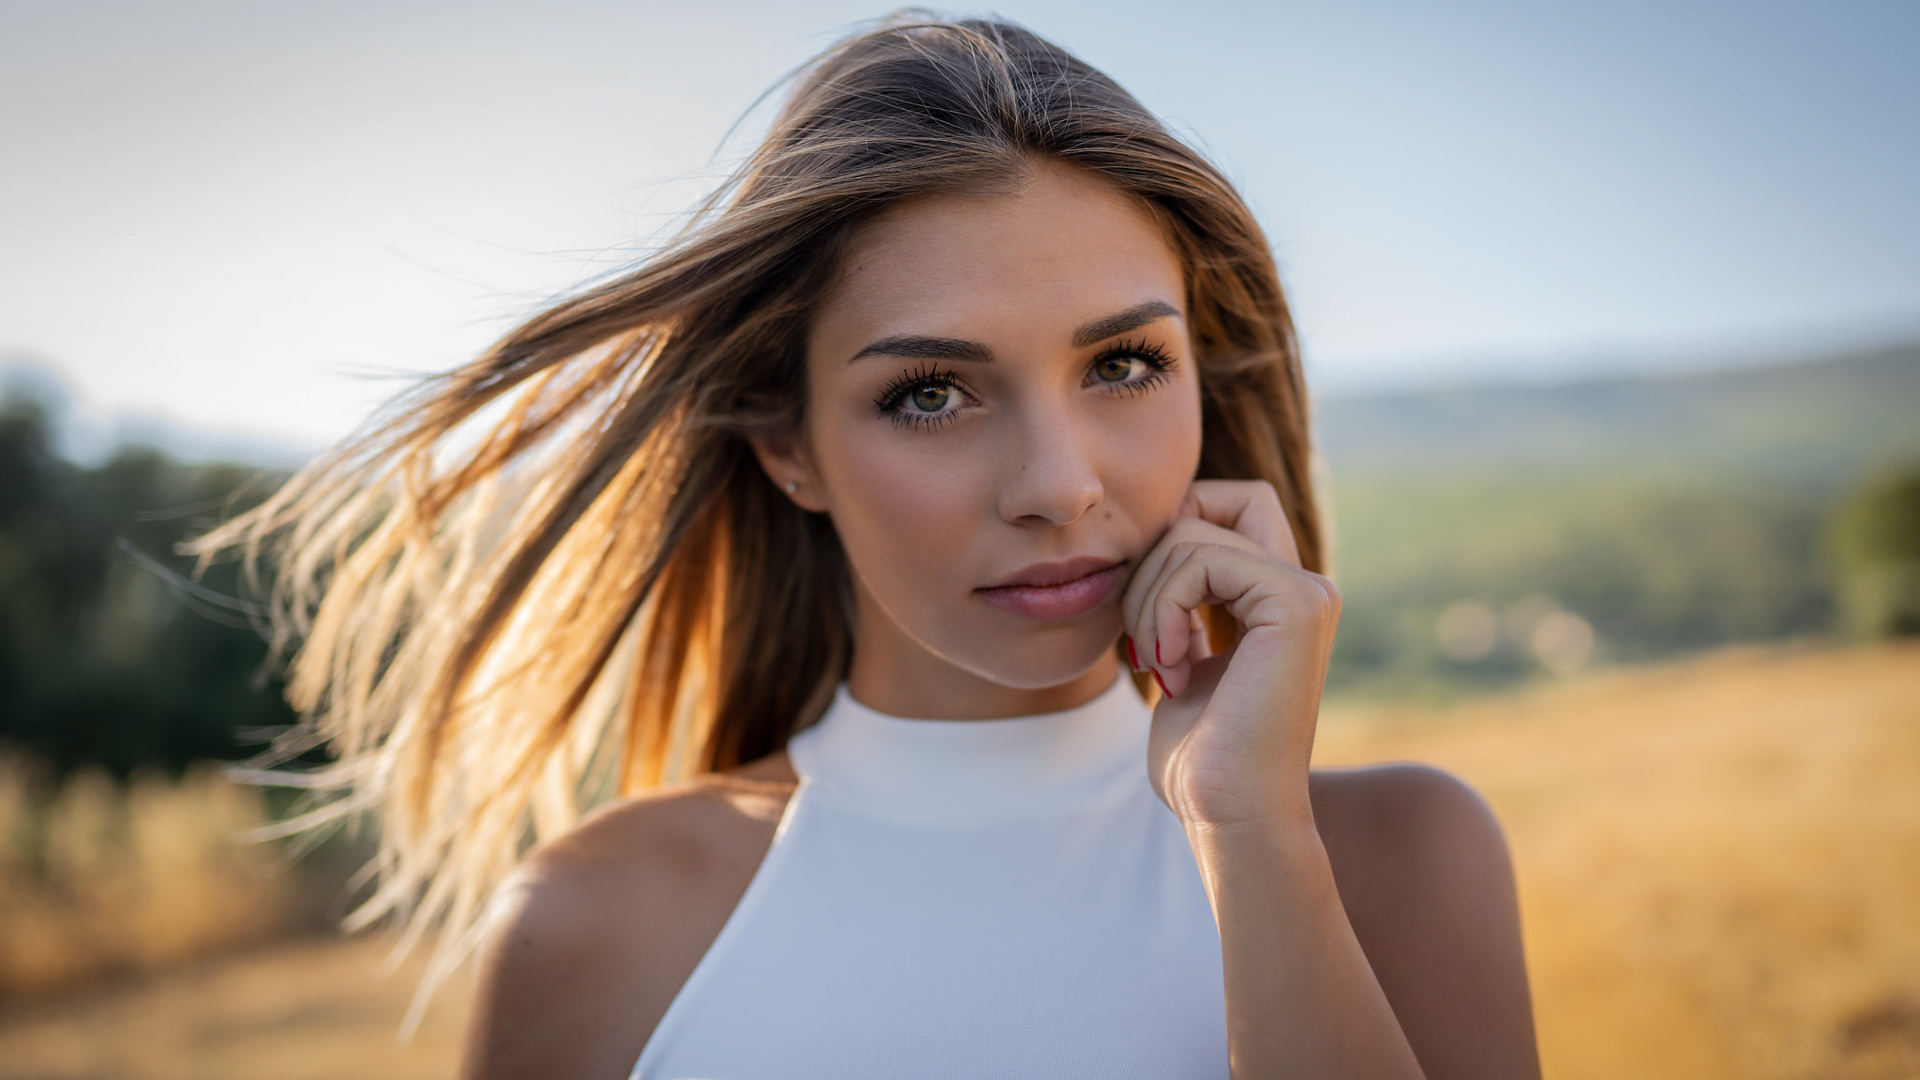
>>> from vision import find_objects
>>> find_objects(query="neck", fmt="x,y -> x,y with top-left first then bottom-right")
789,669 -> 1152,821
846,637 -> 1124,721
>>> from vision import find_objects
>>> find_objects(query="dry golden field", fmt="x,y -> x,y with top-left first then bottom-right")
1315,639 -> 1920,1080
0,761 -> 301,997
0,639 -> 1914,1079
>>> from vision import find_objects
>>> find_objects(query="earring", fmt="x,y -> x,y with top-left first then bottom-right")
785,479 -> 799,494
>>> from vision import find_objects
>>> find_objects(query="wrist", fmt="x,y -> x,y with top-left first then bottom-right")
1177,797 -> 1321,853
1166,781 -> 1316,837
1179,806 -> 1341,917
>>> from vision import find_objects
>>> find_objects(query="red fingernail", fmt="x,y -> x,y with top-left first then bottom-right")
1126,637 -> 1140,671
1152,669 -> 1171,697
1155,638 -> 1163,666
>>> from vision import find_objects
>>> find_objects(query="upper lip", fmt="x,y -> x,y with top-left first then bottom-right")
980,555 -> 1123,590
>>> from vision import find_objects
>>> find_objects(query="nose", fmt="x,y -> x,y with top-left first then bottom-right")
995,401 -> 1104,527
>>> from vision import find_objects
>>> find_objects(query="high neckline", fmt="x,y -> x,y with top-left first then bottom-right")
786,665 -> 1152,823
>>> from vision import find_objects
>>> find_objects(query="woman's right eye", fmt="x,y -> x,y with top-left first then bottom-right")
874,365 -> 970,429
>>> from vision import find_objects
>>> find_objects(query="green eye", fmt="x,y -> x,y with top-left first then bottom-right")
910,384 -> 950,411
1094,357 -> 1136,383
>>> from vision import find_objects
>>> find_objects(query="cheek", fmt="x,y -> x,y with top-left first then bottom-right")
818,417 -> 987,593
1108,376 -> 1205,508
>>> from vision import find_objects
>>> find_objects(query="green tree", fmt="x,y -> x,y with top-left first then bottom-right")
0,388 -> 298,778
1829,464 -> 1920,638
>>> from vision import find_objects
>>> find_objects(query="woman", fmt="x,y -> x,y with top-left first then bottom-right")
194,13 -> 1538,1079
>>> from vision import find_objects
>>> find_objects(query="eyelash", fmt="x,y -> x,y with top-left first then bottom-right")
872,340 -> 1180,431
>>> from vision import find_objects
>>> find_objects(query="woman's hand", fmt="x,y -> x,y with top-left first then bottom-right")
1123,481 -> 1532,1080
1120,479 -> 1341,831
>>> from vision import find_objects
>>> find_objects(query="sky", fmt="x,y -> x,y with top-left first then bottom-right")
3,0 -> 1917,457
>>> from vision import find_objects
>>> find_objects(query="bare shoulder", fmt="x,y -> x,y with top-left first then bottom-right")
1308,763 -> 1542,1080
459,755 -> 797,1080
1309,762 -> 1509,878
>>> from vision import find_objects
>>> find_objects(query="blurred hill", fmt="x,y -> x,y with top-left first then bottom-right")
1315,343 -> 1920,695
1317,342 -> 1920,489
0,357 -> 317,469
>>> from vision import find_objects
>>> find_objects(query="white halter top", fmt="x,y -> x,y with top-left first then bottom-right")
630,664 -> 1228,1079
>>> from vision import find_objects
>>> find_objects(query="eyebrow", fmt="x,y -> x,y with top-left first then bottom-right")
848,300 -> 1182,364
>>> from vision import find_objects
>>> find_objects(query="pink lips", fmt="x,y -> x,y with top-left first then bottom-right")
976,557 -> 1125,620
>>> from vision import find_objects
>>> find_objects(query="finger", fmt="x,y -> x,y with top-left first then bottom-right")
1125,540 -> 1190,690
1187,607 -> 1213,662
1145,547 -> 1322,697
1149,551 -> 1251,696
1183,479 -> 1300,567
1122,516 -> 1267,637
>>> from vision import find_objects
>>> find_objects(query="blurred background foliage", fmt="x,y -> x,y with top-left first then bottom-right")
1320,342 -> 1920,697
1829,465 -> 1920,638
0,390 -> 297,780
0,386 -> 342,998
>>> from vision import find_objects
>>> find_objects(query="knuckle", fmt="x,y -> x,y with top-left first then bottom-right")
1310,585 -> 1336,616
1289,575 -> 1336,617
1315,574 -> 1342,607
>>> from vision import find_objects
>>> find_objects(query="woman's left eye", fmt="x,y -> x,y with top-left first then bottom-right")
1092,355 -> 1149,384
1086,339 -> 1177,393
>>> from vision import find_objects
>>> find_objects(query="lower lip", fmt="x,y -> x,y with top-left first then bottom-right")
975,564 -> 1125,620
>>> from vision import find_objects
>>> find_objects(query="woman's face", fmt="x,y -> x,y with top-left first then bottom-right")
756,161 -> 1203,718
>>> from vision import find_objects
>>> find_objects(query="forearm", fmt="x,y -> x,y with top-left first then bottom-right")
1187,815 -> 1426,1080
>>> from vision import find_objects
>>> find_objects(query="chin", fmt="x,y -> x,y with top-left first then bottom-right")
942,624 -> 1122,690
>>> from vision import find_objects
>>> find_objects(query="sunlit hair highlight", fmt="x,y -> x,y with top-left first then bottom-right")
186,10 -> 1325,1021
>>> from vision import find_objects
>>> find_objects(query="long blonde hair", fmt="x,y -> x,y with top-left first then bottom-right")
187,10 -> 1324,1006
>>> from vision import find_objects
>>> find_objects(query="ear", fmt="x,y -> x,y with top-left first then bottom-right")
745,427 -> 829,513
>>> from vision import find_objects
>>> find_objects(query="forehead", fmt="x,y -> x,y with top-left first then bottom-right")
811,163 -> 1186,353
